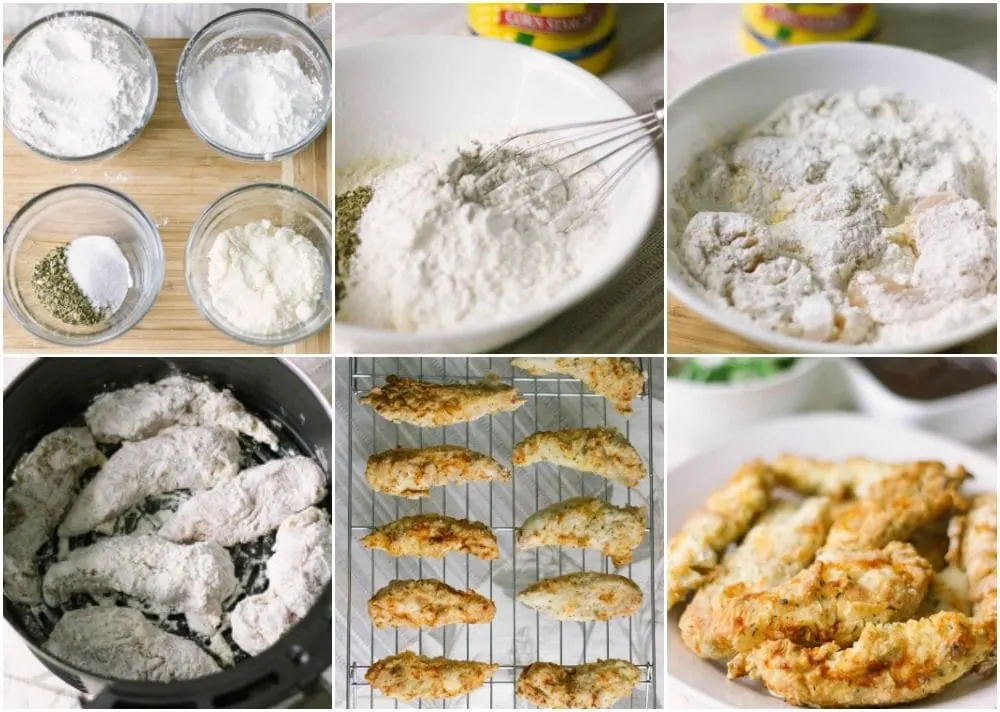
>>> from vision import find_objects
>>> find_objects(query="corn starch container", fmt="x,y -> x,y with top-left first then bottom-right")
468,4 -> 617,75
741,4 -> 878,54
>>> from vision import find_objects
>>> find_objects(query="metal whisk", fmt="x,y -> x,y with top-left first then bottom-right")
475,98 -> 664,205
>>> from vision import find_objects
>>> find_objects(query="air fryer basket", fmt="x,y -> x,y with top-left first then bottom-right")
3,357 -> 332,708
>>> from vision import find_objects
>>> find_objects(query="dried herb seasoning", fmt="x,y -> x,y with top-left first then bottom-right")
335,186 -> 373,308
32,245 -> 104,326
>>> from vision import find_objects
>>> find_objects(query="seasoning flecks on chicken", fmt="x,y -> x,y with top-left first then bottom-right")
679,498 -> 832,659
769,455 -> 959,499
667,461 -> 773,609
368,579 -> 496,629
365,651 -> 498,700
3,428 -> 105,604
360,514 -> 499,560
510,357 -> 646,414
365,445 -> 511,498
517,497 -> 646,568
951,493 -> 997,675
705,541 -> 933,659
515,659 -> 641,709
58,426 -> 241,537
727,611 -> 997,707
359,374 -> 525,427
517,572 -> 642,621
158,456 -> 327,546
512,428 -> 647,487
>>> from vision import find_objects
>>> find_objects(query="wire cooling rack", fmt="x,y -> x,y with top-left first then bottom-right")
342,358 -> 659,709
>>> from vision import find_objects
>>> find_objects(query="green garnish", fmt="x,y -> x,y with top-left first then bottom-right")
667,357 -> 798,383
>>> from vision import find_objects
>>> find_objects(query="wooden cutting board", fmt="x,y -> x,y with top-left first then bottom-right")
2,39 -> 331,354
669,296 -> 998,354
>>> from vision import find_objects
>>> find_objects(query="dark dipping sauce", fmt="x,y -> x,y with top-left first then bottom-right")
859,358 -> 997,401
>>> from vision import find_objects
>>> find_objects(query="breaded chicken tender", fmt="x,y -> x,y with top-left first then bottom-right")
366,651 -> 497,701
667,462 -> 773,609
951,493 -> 997,675
511,358 -> 646,414
359,374 -> 524,427
368,579 -> 496,628
769,456 -> 958,499
908,516 -> 952,571
517,572 -> 642,621
513,428 -> 647,487
679,498 -> 832,659
727,612 -> 997,707
360,514 -> 499,560
516,659 -> 641,709
365,445 -> 510,498
518,497 -> 646,568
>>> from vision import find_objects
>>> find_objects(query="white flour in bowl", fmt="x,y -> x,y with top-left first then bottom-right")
670,88 -> 997,346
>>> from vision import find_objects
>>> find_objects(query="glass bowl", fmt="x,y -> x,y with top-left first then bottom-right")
2,11 -> 158,162
185,183 -> 332,346
176,9 -> 331,161
4,184 -> 164,345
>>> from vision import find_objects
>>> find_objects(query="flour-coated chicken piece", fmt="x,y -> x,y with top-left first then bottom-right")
365,651 -> 497,700
45,607 -> 220,682
727,611 -> 997,707
510,358 -> 646,414
368,579 -> 496,628
679,498 -> 832,659
365,445 -> 510,498
85,375 -> 277,449
512,428 -> 647,487
59,426 -> 241,537
3,428 -> 105,603
159,456 -> 327,546
706,541 -> 933,659
42,535 -> 237,635
518,497 -> 646,568
515,659 -> 641,709
769,455 -> 959,499
359,374 -> 524,427
517,572 -> 642,621
667,462 -> 773,609
360,514 -> 499,560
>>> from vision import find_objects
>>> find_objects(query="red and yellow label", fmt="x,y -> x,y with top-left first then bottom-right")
742,4 -> 878,54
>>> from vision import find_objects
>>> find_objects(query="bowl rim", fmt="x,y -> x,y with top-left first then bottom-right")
184,181 -> 332,347
666,356 -> 822,392
3,182 -> 164,346
175,7 -> 332,162
335,34 -> 663,347
842,356 -> 999,412
666,41 -> 998,355
2,10 -> 159,163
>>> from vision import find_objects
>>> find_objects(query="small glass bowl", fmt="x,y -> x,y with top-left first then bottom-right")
4,185 -> 164,346
185,183 -> 332,346
176,9 -> 332,161
2,11 -> 158,162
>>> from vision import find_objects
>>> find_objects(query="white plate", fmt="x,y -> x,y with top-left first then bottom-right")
667,412 -> 998,709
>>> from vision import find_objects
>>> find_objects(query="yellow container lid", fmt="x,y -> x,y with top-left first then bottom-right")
742,4 -> 878,54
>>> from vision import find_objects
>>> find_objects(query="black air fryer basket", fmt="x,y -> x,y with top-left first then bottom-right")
3,357 -> 332,708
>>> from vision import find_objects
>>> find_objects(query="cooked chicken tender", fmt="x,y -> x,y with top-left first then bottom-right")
510,358 -> 646,414
769,455 -> 934,498
706,542 -> 933,659
517,572 -> 642,621
727,612 -> 997,707
679,498 -> 832,659
365,446 -> 511,498
952,493 -> 997,675
518,497 -> 646,568
516,659 -> 641,709
908,516 -> 952,570
365,651 -> 497,700
667,462 -> 773,609
360,514 -> 499,560
919,566 -> 970,617
512,428 -> 647,487
368,579 -> 496,628
359,374 -> 524,427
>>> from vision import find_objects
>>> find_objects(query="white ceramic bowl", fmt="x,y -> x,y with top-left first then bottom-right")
335,36 -> 662,354
667,43 -> 998,354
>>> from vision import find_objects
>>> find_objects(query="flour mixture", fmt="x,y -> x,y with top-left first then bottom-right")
670,88 -> 997,345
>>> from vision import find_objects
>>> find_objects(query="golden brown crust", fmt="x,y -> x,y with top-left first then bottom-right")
512,427 -> 647,487
365,651 -> 497,701
365,445 -> 511,498
517,497 -> 646,568
368,579 -> 496,628
360,514 -> 499,560
515,659 -> 641,708
957,493 -> 997,676
359,374 -> 524,427
510,358 -> 646,414
770,456 -> 965,500
517,572 -> 642,621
